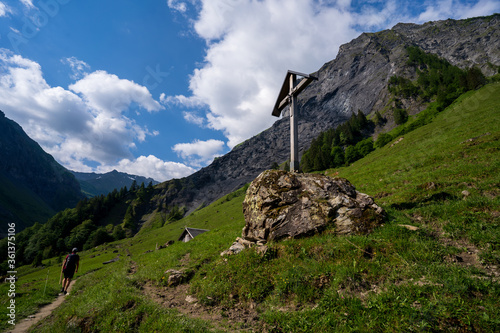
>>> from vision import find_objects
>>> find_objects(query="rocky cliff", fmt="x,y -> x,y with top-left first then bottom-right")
0,111 -> 84,235
147,15 -> 499,219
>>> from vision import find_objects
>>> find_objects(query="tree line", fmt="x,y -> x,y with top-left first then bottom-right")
298,45 -> 488,173
300,111 -> 374,173
0,180 -> 184,273
389,46 -> 486,112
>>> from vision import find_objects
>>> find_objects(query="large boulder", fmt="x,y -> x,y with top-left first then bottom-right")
241,170 -> 384,243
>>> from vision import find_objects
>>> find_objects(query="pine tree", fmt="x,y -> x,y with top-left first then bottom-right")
393,108 -> 408,125
130,180 -> 138,192
357,110 -> 368,127
466,67 -> 486,90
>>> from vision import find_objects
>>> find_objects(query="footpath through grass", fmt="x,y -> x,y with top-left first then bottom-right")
2,83 -> 499,332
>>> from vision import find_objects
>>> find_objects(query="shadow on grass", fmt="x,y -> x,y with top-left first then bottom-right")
390,191 -> 459,210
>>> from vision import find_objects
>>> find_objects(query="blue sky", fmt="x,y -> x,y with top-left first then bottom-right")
0,0 -> 498,181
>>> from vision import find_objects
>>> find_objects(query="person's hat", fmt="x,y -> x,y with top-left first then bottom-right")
72,248 -> 78,253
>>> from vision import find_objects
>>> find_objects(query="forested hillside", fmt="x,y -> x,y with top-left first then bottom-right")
0,112 -> 84,237
300,45 -> 489,172
0,180 -> 184,273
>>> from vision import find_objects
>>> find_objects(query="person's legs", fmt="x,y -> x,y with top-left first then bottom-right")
61,277 -> 67,292
63,278 -> 72,293
61,270 -> 74,294
61,277 -> 67,293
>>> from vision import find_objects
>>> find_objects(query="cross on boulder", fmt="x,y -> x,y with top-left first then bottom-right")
272,70 -> 317,172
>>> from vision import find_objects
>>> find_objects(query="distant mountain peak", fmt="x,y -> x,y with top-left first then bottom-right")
71,170 -> 159,197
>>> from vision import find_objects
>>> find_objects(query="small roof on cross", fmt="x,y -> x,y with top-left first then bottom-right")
272,70 -> 317,117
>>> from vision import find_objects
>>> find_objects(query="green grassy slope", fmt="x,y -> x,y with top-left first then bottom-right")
1,83 -> 499,332
0,173 -> 55,234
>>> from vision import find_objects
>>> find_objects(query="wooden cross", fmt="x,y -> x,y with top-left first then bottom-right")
272,70 -> 317,172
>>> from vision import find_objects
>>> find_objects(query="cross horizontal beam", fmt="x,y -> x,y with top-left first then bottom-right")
272,70 -> 317,117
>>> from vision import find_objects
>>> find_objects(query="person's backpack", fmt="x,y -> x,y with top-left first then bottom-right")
64,253 -> 78,271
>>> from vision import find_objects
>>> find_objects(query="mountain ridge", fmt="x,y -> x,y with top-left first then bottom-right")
146,14 -> 499,218
0,111 -> 84,236
71,169 -> 159,198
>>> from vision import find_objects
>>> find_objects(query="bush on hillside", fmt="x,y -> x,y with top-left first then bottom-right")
393,108 -> 408,125
376,133 -> 393,148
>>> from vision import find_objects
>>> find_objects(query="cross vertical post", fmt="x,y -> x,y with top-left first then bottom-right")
272,70 -> 317,173
289,73 -> 299,172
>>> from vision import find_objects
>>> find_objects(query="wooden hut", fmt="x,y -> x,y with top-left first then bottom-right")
178,227 -> 209,242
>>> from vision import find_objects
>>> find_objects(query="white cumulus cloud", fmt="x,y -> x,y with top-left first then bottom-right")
70,70 -> 163,116
0,49 -> 191,181
164,0 -> 499,150
172,139 -> 226,167
165,0 -> 363,148
98,155 -> 196,182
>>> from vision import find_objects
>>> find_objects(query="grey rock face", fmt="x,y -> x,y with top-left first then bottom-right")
241,170 -> 384,243
148,15 -> 499,222
392,16 -> 500,76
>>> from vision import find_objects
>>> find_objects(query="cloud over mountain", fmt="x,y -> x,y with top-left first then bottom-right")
166,0 -> 500,149
0,50 -> 192,181
172,139 -> 226,167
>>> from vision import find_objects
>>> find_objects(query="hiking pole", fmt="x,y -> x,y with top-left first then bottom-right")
44,269 -> 50,296
59,269 -> 63,285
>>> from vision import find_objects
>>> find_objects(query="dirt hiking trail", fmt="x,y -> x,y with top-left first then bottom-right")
7,280 -> 76,333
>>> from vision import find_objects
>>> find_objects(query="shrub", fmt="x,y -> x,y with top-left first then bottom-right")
344,145 -> 361,164
376,133 -> 393,148
355,138 -> 374,157
393,108 -> 408,125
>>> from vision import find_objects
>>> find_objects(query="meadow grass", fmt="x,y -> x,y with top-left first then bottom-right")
28,258 -> 218,333
2,83 -> 499,332
0,188 -> 247,332
0,246 -> 120,332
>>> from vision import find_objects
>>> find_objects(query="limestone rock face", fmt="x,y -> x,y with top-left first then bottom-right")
111,15 -> 497,233
242,170 -> 384,243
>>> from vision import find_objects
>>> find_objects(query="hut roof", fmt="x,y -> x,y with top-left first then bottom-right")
178,227 -> 210,241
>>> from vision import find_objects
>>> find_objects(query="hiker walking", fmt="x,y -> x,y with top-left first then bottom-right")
60,248 -> 80,295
